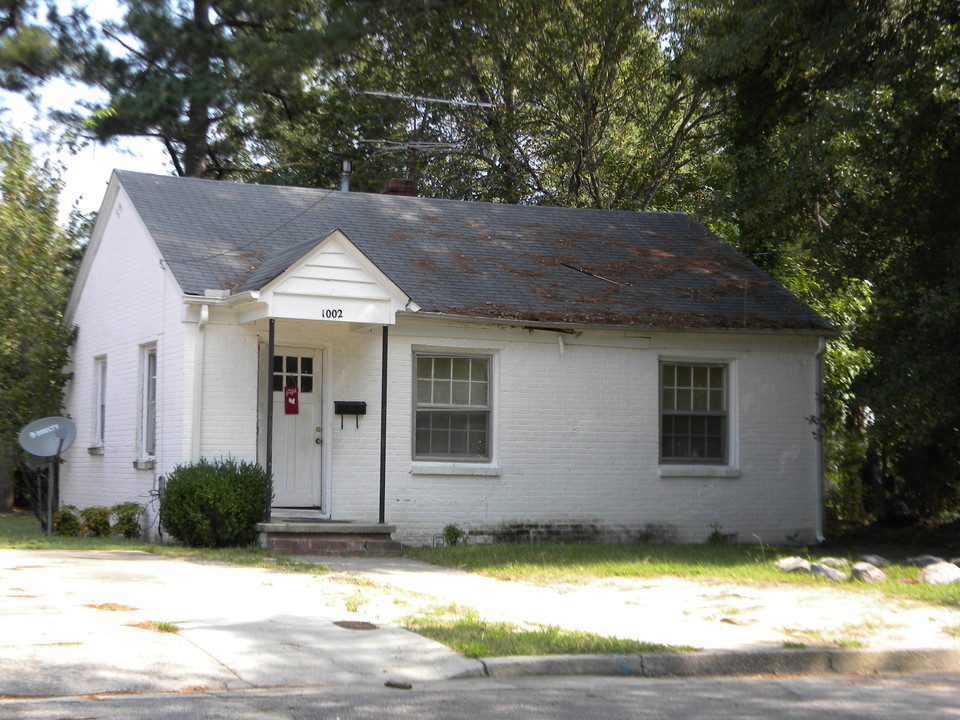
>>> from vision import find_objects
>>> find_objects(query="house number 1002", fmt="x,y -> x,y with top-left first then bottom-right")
320,309 -> 344,319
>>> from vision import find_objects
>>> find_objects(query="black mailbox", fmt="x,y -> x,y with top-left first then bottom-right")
334,401 -> 366,428
334,401 -> 367,415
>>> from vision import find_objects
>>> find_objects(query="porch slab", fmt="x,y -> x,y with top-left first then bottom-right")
256,521 -> 402,557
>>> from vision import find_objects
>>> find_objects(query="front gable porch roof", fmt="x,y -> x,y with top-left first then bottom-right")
113,170 -> 834,333
237,230 -> 411,325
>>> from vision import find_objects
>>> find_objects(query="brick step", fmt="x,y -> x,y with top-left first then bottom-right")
256,521 -> 402,557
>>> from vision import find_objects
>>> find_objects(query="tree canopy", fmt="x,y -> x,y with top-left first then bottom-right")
678,0 -> 960,518
0,128 -> 75,444
1,0 -> 59,93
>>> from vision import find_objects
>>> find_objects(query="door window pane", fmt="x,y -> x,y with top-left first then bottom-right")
273,354 -> 315,393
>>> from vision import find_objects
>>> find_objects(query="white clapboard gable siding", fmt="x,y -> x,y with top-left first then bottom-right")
249,231 -> 411,325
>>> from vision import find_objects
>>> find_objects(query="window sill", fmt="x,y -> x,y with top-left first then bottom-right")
133,458 -> 156,470
410,461 -> 501,477
659,465 -> 740,479
87,445 -> 104,456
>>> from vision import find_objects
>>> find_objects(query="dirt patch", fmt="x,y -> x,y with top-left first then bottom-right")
315,562 -> 960,652
85,602 -> 139,611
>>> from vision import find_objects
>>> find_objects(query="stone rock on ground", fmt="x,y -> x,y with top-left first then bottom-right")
860,554 -> 888,568
907,555 -> 945,567
816,557 -> 850,569
810,563 -> 845,582
918,562 -> 960,585
776,557 -> 812,573
850,561 -> 886,583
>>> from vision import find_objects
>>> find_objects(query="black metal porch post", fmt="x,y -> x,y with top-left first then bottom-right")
264,318 -> 275,522
379,325 -> 388,524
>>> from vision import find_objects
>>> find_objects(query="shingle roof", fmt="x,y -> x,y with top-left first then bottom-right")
115,171 -> 833,332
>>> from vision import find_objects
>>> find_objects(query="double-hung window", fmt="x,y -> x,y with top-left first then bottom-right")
93,356 -> 107,448
140,346 -> 157,458
414,354 -> 490,461
660,362 -> 727,463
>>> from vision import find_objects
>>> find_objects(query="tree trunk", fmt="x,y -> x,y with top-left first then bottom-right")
0,442 -> 15,511
183,0 -> 213,177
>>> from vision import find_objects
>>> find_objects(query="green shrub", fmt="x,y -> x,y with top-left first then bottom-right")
53,505 -> 82,536
80,506 -> 112,537
160,457 -> 268,548
442,523 -> 467,547
111,502 -> 143,538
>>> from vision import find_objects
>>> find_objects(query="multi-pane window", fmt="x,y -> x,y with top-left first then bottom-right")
93,357 -> 107,447
660,362 -> 727,463
415,354 -> 490,460
140,347 -> 157,457
272,354 -> 314,393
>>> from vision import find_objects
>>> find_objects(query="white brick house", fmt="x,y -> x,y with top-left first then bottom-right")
61,171 -> 834,548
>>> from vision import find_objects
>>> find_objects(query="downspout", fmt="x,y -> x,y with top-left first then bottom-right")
814,336 -> 827,543
191,304 -> 209,461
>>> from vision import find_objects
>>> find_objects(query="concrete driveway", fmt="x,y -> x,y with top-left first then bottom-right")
3,549 -> 959,698
0,549 -> 480,697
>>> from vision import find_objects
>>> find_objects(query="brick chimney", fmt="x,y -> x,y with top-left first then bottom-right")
380,178 -> 418,196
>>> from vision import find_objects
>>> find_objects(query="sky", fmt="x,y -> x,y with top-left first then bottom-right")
1,81 -> 173,222
1,0 -> 172,222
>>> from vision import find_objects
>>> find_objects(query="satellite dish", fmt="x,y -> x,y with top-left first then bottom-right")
18,417 -> 77,457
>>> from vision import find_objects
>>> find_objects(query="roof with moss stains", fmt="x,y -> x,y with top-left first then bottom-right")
113,171 -> 833,333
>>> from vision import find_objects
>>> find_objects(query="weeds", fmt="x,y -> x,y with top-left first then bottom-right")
128,620 -> 180,633
943,624 -> 960,638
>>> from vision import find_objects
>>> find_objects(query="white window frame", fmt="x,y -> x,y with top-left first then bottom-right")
87,355 -> 107,455
92,356 -> 107,449
139,345 -> 157,459
660,360 -> 729,465
413,352 -> 492,463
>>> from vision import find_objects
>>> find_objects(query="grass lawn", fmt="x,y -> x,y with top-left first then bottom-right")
406,542 -> 960,607
399,604 -> 696,658
0,511 -> 327,574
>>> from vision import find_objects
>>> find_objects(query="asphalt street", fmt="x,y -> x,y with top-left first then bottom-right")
3,675 -> 960,720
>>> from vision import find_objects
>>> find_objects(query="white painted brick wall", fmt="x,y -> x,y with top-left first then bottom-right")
258,318 -> 822,546
375,319 -> 822,546
61,185 -> 190,537
197,322 -> 260,461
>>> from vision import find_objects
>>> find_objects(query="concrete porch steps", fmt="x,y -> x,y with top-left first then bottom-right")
256,521 -> 402,557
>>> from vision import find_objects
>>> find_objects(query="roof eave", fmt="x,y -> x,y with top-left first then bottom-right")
402,310 -> 838,337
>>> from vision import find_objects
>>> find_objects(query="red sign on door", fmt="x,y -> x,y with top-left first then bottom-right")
284,386 -> 299,414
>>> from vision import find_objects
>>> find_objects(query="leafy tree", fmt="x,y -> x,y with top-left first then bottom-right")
297,0 -> 723,210
0,0 -> 59,93
46,0 -> 724,208
680,0 -> 960,521
52,0 -> 335,178
0,127 -> 75,509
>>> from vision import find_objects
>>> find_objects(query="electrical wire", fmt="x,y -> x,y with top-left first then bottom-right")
179,188 -> 337,264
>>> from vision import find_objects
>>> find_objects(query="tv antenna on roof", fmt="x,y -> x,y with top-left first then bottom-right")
361,90 -> 495,108
358,90 -> 497,155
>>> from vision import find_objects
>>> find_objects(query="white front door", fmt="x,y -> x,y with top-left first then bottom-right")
271,348 -> 322,508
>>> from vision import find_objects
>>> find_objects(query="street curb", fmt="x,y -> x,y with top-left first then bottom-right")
479,648 -> 960,679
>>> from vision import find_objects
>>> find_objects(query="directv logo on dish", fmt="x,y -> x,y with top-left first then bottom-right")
29,424 -> 59,439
